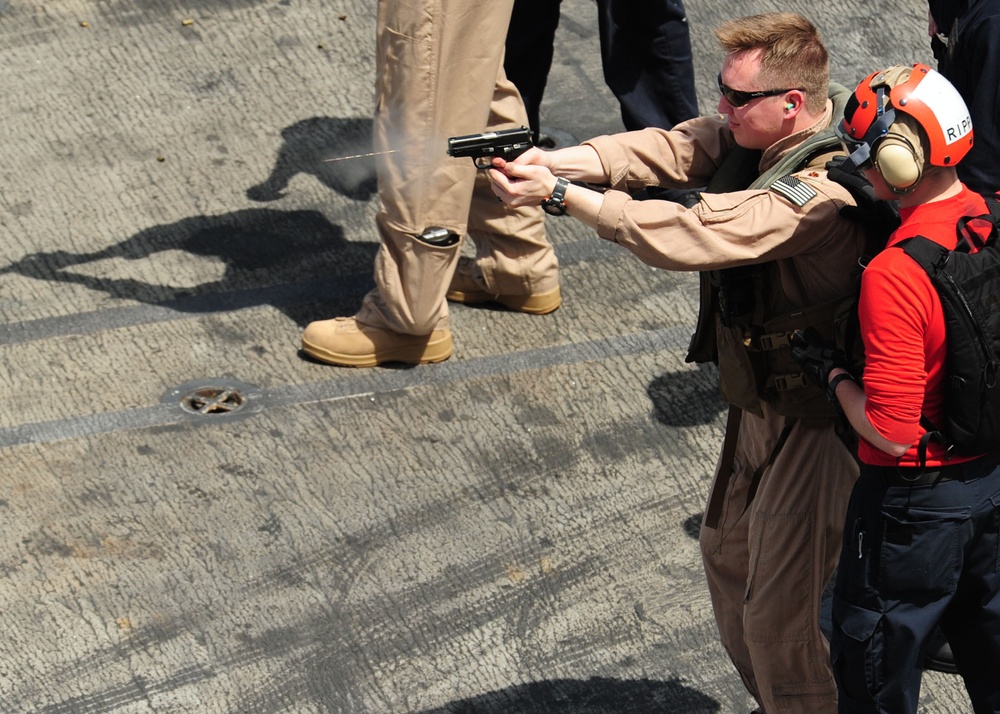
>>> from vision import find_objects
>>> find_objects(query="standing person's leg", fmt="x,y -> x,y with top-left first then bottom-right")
934,460 -> 1000,712
700,431 -> 764,705
830,468 -> 970,713
503,0 -> 563,139
448,67 -> 560,315
302,0 -> 519,366
702,406 -> 856,714
596,0 -> 699,130
740,416 -> 855,713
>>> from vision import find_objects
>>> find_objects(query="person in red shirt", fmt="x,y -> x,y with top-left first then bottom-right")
794,64 -> 1000,713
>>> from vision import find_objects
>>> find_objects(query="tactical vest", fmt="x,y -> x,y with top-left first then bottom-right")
686,85 -> 856,420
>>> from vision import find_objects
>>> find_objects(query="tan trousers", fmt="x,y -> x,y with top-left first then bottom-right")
357,0 -> 558,336
700,403 -> 858,713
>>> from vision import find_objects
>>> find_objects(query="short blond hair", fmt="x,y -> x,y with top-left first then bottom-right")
715,13 -> 829,114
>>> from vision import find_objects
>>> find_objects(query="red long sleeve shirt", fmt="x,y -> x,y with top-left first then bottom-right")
858,185 -> 989,467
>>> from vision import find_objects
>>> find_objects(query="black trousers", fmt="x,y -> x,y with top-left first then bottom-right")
831,457 -> 1000,713
504,0 -> 698,135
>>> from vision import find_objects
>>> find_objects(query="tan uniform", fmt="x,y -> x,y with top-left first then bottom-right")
585,103 -> 865,713
357,0 -> 559,336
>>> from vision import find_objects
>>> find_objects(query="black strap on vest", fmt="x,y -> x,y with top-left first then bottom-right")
703,407 -> 797,529
744,418 -> 797,511
916,414 -> 951,469
704,406 -> 743,529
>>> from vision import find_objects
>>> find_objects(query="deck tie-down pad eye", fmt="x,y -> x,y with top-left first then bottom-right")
162,378 -> 262,420
180,386 -> 246,415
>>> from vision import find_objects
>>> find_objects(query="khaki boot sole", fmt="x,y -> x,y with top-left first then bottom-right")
445,285 -> 561,315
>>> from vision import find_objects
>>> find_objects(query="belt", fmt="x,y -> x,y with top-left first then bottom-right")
864,462 -> 967,487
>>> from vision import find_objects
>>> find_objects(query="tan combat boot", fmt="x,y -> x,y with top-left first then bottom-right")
301,317 -> 452,367
445,257 -> 561,315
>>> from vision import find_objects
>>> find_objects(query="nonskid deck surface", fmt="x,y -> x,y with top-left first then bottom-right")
0,1 -> 970,711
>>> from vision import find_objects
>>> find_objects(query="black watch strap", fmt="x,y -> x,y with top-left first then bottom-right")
827,372 -> 856,403
541,177 -> 569,216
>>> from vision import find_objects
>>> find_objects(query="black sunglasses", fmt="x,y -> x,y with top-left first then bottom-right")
717,72 -> 803,108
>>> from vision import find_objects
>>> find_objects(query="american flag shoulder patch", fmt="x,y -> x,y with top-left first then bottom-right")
770,174 -> 817,207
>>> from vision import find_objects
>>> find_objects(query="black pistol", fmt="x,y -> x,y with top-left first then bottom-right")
446,126 -> 534,169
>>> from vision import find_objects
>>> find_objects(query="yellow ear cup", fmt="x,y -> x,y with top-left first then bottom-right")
874,114 -> 927,190
876,139 -> 921,189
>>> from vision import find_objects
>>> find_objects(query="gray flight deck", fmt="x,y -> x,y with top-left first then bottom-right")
0,0 -> 978,712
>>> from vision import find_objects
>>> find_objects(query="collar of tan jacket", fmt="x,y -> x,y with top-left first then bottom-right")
758,99 -> 834,174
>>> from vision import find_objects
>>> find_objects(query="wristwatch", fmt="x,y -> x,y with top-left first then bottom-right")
541,177 -> 570,216
826,371 -> 856,404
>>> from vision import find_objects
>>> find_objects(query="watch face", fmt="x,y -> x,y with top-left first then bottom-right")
541,199 -> 566,216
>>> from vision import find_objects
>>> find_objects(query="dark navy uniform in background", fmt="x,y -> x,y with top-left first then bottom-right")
504,0 -> 698,135
595,0 -> 699,130
929,0 -> 1000,195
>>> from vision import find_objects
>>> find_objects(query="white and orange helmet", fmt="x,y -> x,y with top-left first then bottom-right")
839,63 -> 973,190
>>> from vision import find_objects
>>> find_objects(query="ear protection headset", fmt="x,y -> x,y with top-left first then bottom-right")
839,64 -> 973,192
875,114 -> 925,189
